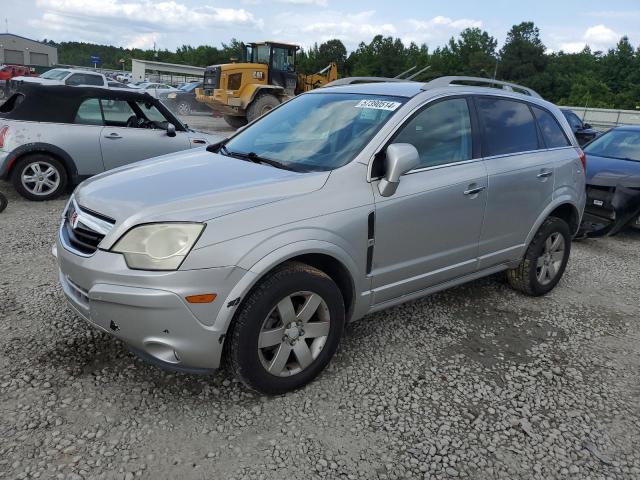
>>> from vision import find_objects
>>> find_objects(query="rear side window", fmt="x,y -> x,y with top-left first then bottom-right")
74,98 -> 104,125
476,97 -> 540,157
393,98 -> 473,169
532,107 -> 570,148
67,73 -> 103,86
0,93 -> 24,113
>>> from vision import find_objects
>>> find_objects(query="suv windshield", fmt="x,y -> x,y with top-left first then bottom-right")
584,129 -> 640,162
223,93 -> 405,172
40,69 -> 70,80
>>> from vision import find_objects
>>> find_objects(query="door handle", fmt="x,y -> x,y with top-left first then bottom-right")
537,170 -> 553,178
463,185 -> 486,196
104,133 -> 122,139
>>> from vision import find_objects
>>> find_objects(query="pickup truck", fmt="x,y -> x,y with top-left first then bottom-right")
11,68 -> 108,90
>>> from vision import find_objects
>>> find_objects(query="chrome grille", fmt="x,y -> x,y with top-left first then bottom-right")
60,199 -> 115,256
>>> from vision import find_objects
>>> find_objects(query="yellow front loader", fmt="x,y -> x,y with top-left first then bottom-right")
195,42 -> 337,128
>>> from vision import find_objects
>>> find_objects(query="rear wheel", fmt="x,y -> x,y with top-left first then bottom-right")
507,217 -> 571,296
12,154 -> 68,201
246,94 -> 280,123
223,115 -> 248,129
176,102 -> 191,116
225,262 -> 345,394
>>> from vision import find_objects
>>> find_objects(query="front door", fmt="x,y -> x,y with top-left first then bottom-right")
99,99 -> 190,170
371,97 -> 487,305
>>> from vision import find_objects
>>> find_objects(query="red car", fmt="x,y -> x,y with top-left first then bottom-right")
0,65 -> 36,99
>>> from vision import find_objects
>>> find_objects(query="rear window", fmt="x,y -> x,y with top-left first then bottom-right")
476,97 -> 540,157
67,73 -> 104,86
532,107 -> 570,148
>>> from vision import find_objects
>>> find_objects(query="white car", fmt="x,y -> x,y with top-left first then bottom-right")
116,73 -> 133,83
12,68 -> 108,88
135,82 -> 178,98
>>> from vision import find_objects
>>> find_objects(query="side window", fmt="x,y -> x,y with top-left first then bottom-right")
393,98 -> 473,169
83,74 -> 104,86
66,73 -> 85,86
74,98 -> 104,125
532,107 -> 570,148
101,100 -> 136,125
476,97 -> 540,156
134,101 -> 168,124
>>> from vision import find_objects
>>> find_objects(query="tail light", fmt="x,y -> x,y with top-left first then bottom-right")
575,147 -> 586,172
0,126 -> 9,149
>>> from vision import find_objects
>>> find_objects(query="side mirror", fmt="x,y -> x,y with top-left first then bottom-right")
583,123 -> 592,130
378,143 -> 420,197
166,123 -> 176,137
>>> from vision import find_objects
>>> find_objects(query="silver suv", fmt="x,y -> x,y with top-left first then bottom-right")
55,77 -> 586,394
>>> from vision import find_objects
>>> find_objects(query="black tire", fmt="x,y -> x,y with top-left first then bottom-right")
0,192 -> 7,213
176,102 -> 191,116
11,154 -> 68,201
246,94 -> 280,123
225,261 -> 345,395
507,217 -> 571,296
223,115 -> 248,129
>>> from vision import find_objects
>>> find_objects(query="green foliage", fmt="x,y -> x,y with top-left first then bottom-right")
47,22 -> 640,109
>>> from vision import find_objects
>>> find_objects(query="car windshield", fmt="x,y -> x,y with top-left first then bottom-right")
223,93 -> 406,172
40,69 -> 70,80
180,82 -> 200,91
585,129 -> 640,162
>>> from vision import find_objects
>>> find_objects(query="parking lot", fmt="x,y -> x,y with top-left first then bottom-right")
1,150 -> 639,480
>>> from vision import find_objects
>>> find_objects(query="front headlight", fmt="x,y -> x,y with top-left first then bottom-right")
167,92 -> 177,99
112,223 -> 204,270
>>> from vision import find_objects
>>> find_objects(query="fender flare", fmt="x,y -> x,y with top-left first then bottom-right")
211,239 -> 360,335
524,195 -> 582,248
2,142 -> 78,183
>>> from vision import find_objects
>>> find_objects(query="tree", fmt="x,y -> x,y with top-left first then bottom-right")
499,21 -> 547,90
444,28 -> 497,77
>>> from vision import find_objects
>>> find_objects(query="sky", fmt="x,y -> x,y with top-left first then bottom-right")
2,0 -> 640,54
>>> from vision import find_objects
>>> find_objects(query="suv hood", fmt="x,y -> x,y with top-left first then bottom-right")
75,148 -> 329,236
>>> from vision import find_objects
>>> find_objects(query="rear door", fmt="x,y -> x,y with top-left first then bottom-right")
99,99 -> 189,170
474,96 -> 557,269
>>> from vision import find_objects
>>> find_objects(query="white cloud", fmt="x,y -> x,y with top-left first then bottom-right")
583,24 -> 619,46
30,0 -> 263,47
270,10 -> 397,50
555,24 -> 621,53
275,0 -> 328,6
412,16 -> 482,30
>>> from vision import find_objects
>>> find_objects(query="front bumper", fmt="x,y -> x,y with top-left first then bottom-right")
54,236 -> 247,371
579,185 -> 640,237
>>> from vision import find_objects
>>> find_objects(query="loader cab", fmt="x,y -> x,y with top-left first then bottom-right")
244,42 -> 299,95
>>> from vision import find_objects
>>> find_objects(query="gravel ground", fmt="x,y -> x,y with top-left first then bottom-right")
1,159 -> 640,479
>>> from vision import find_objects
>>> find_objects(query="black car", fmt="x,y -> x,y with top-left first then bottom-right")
161,81 -> 209,116
561,109 -> 599,146
579,126 -> 640,237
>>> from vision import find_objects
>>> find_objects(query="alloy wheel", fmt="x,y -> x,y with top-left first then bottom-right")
536,232 -> 565,285
258,291 -> 331,377
20,161 -> 60,197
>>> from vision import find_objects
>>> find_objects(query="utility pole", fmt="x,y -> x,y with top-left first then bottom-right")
5,18 -> 8,34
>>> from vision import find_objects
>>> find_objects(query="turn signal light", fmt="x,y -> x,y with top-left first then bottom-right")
185,293 -> 217,304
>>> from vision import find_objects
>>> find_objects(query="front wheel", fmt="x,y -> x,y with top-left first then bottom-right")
507,217 -> 571,296
246,94 -> 280,123
225,262 -> 345,394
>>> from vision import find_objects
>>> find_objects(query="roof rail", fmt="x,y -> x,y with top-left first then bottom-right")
422,76 -> 541,98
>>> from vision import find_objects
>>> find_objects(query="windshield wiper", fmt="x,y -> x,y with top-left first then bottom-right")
228,150 -> 296,171
207,141 -> 296,171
